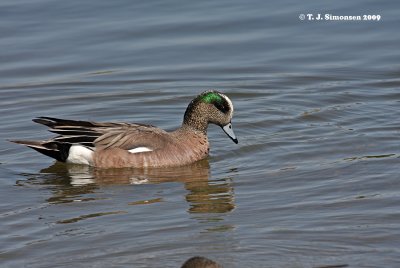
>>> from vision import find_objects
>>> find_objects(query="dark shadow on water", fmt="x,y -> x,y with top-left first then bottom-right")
16,160 -> 235,214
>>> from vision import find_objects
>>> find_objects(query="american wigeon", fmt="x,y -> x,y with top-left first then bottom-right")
12,90 -> 238,168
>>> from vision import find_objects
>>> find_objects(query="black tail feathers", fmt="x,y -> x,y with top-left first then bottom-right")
11,140 -> 72,162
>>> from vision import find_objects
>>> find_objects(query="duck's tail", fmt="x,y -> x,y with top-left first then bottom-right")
10,116 -> 104,164
10,140 -> 72,162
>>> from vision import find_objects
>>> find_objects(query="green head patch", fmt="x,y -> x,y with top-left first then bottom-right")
200,91 -> 230,114
200,91 -> 223,104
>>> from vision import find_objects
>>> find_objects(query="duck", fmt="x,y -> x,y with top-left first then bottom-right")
11,90 -> 238,169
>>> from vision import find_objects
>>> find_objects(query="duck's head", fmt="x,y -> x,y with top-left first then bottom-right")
183,90 -> 238,144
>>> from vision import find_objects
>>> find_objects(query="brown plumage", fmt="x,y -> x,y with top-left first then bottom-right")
11,90 -> 238,168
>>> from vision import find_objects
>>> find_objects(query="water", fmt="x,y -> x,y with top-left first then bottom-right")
1,0 -> 399,267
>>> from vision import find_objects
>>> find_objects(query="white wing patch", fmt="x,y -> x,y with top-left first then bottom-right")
66,145 -> 94,165
128,147 -> 153,154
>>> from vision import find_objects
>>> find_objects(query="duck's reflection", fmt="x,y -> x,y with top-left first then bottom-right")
37,160 -> 235,214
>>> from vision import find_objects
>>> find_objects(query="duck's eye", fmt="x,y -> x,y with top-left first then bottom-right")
214,101 -> 229,114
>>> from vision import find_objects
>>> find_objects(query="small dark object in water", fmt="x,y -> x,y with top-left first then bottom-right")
313,264 -> 349,268
181,256 -> 223,268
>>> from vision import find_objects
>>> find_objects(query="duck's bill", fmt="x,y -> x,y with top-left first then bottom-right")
222,122 -> 238,144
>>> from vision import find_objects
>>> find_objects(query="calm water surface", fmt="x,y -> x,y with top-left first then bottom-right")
1,0 -> 399,267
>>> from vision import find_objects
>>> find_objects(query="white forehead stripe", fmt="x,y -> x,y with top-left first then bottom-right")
221,94 -> 234,117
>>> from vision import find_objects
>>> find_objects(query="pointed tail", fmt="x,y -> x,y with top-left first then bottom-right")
10,140 -> 72,162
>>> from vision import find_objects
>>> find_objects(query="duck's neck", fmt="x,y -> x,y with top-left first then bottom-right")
182,105 -> 208,134
181,119 -> 208,134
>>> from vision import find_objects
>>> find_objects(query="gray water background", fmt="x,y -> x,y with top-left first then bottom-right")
1,0 -> 399,267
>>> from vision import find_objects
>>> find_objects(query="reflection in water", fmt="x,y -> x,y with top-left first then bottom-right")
57,211 -> 127,224
20,160 -> 235,214
185,179 -> 235,213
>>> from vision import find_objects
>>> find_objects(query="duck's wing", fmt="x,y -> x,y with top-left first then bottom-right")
93,125 -> 170,151
33,116 -> 168,151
